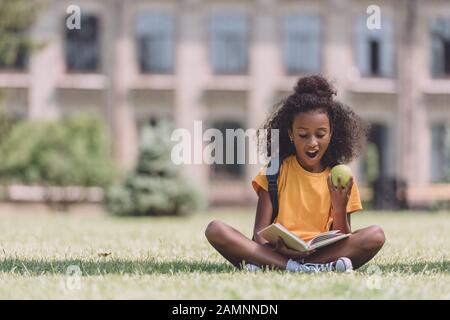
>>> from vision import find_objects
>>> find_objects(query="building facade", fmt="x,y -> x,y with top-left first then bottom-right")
1,0 -> 450,207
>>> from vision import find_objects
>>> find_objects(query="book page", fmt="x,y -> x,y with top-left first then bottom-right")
308,232 -> 342,246
309,233 -> 350,250
257,223 -> 309,252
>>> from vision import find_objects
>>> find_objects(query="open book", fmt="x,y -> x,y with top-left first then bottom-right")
257,223 -> 350,252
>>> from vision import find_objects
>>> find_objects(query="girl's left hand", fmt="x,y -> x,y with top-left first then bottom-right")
327,173 -> 354,216
273,237 -> 316,259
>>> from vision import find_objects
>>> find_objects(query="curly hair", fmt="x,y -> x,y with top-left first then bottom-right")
258,75 -> 370,168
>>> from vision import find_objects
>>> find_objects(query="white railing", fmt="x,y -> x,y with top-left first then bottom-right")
1,185 -> 104,203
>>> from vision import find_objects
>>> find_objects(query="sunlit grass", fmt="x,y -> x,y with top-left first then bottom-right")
0,209 -> 448,299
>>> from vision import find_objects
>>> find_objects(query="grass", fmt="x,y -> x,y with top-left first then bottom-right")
0,208 -> 449,299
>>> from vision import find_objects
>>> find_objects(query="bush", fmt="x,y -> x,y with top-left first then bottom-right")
0,115 -> 116,187
106,121 -> 205,216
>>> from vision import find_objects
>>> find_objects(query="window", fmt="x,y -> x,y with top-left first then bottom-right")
210,121 -> 245,179
0,28 -> 28,71
430,124 -> 450,182
431,19 -> 450,77
136,13 -> 174,74
65,15 -> 99,72
360,123 -> 389,185
445,42 -> 450,75
369,39 -> 380,75
282,14 -> 321,74
0,44 -> 27,71
355,16 -> 394,77
210,13 -> 248,74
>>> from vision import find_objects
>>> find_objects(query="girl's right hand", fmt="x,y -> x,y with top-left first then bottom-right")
273,237 -> 316,259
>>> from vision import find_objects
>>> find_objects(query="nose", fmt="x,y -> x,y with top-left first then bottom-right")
307,137 -> 318,148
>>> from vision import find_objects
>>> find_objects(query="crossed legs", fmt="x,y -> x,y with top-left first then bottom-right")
205,220 -> 385,270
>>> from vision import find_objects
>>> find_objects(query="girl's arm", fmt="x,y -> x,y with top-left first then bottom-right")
327,174 -> 354,234
253,188 -> 273,245
330,210 -> 352,234
253,188 -> 316,259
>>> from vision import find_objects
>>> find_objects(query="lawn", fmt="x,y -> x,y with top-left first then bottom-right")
0,208 -> 448,299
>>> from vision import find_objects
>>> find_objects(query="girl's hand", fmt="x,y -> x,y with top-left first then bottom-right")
327,173 -> 354,216
273,237 -> 315,259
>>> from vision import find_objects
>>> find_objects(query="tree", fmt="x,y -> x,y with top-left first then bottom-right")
0,0 -> 44,136
0,115 -> 117,187
106,121 -> 205,216
362,141 -> 380,186
0,0 -> 43,67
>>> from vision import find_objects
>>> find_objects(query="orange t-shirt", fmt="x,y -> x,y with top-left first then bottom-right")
252,155 -> 363,241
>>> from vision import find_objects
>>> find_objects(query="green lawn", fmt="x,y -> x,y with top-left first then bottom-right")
0,209 -> 448,299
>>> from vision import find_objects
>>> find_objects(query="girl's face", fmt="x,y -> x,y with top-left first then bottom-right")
288,111 -> 332,173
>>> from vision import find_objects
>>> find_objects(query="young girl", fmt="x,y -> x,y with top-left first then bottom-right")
205,75 -> 385,273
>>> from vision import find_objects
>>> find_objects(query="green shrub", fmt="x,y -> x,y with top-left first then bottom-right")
106,121 -> 205,216
0,115 -> 116,187
0,107 -> 17,146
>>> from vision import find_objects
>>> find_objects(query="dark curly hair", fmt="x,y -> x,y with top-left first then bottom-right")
258,75 -> 370,168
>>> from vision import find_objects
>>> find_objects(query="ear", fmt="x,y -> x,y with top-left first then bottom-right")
288,129 -> 293,141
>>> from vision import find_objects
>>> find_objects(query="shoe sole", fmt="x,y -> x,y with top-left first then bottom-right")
335,257 -> 353,272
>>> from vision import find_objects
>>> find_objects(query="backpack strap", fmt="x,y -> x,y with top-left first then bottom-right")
252,156 -> 281,242
266,156 -> 281,223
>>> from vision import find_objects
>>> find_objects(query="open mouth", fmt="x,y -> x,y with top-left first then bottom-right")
306,150 -> 319,159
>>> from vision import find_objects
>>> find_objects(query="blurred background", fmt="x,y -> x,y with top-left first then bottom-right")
0,0 -> 449,216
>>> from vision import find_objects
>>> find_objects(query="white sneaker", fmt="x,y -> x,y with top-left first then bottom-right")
302,257 -> 353,273
244,263 -> 262,272
334,257 -> 353,272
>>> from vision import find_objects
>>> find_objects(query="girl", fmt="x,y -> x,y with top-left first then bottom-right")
205,75 -> 385,273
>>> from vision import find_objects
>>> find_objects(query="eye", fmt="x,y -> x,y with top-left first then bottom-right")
299,134 -> 308,138
317,135 -> 325,139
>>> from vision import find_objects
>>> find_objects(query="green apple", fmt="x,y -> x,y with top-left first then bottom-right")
331,164 -> 352,188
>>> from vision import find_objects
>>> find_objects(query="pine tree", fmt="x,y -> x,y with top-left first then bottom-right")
106,121 -> 205,216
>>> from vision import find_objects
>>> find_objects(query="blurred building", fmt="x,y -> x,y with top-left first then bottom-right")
0,0 -> 449,208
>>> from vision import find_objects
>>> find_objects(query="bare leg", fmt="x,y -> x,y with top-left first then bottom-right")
205,221 -> 385,270
205,220 -> 289,269
304,225 -> 386,269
